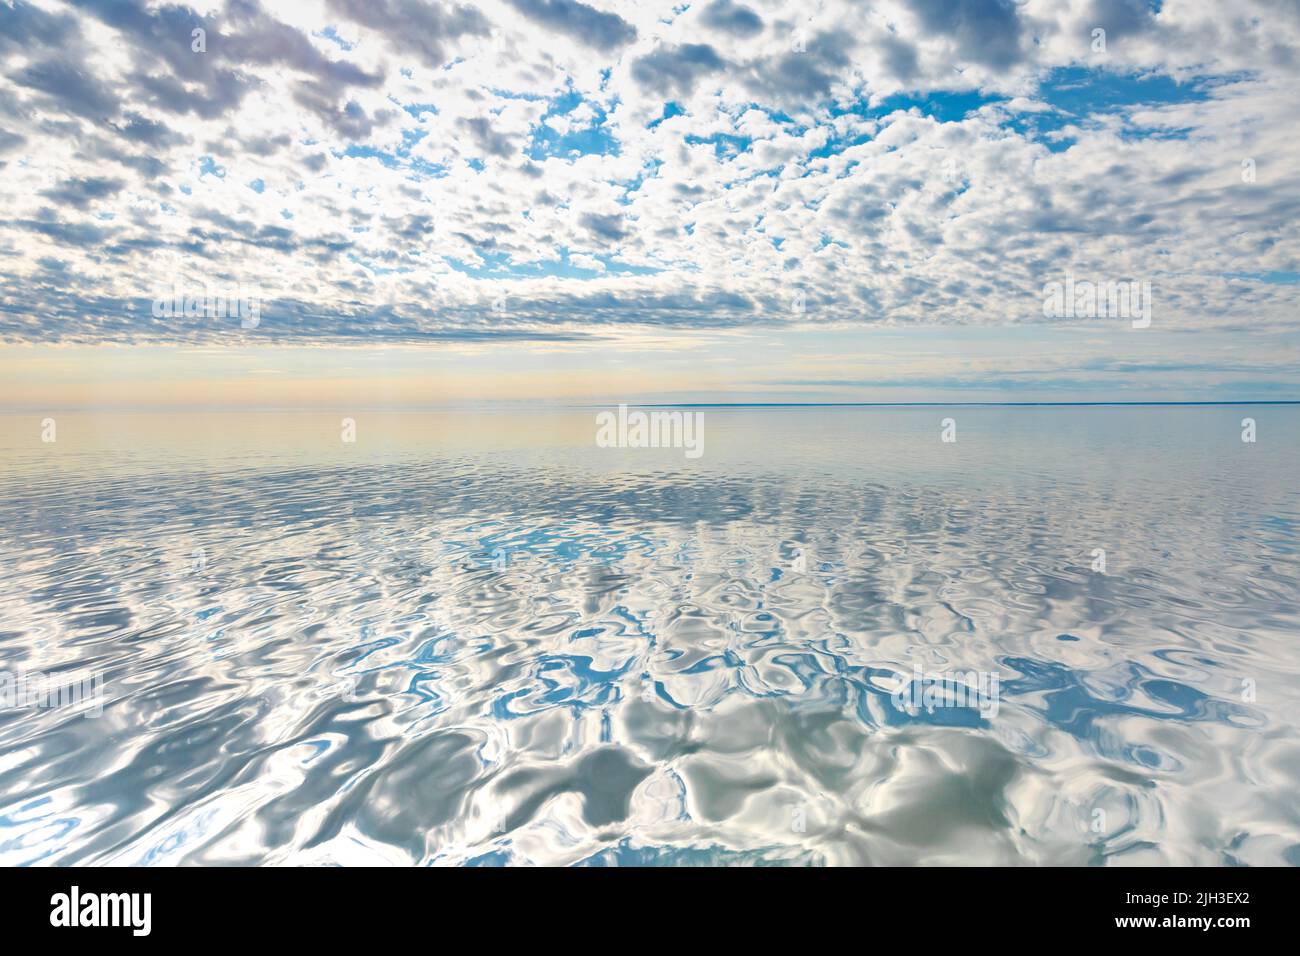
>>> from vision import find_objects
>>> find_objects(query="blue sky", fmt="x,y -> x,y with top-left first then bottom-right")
0,0 -> 1297,404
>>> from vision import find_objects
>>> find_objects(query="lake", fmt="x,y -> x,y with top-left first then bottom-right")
1,406 -> 1297,865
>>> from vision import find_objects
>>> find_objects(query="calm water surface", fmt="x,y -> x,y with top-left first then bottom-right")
1,407 -> 1298,865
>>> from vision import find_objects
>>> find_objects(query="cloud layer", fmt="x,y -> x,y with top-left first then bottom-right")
0,0 -> 1297,347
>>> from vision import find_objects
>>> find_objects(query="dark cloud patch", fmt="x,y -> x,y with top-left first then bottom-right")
131,68 -> 260,120
113,112 -> 184,149
1086,0 -> 1159,43
742,32 -> 853,101
41,177 -> 127,211
631,44 -> 726,97
580,212 -> 628,241
0,0 -> 81,54
699,0 -> 763,38
9,216 -> 117,247
101,234 -> 173,257
222,4 -> 385,89
390,214 -> 438,241
458,117 -> 517,158
878,34 -> 920,82
0,129 -> 26,154
533,287 -> 760,327
208,130 -> 293,158
36,256 -> 70,275
301,152 -> 329,173
302,235 -> 358,261
504,0 -> 636,52
65,0 -> 381,125
904,0 -> 1025,71
0,273 -> 616,345
15,60 -> 120,120
80,139 -> 170,178
0,88 -> 30,121
294,84 -> 396,140
68,0 -> 221,80
188,210 -> 303,254
754,52 -> 835,99
327,0 -> 491,67
71,0 -> 383,88
453,231 -> 500,251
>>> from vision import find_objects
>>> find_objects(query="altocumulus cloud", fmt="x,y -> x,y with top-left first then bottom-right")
0,0 -> 1295,346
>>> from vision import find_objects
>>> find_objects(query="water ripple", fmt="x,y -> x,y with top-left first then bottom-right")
1,407 -> 1298,865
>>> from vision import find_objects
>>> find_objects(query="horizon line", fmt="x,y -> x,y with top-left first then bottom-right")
3,400 -> 1299,413
586,401 -> 1300,408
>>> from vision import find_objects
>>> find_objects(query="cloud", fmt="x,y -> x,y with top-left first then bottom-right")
580,212 -> 628,241
293,83 -> 396,139
698,0 -> 763,38
0,0 -> 1293,364
876,34 -> 921,83
459,116 -> 519,158
903,0 -> 1026,71
630,43 -> 727,97
740,38 -> 852,102
0,128 -> 25,154
0,0 -> 80,55
40,176 -> 127,210
14,60 -> 120,119
115,112 -> 186,149
325,0 -> 491,67
503,0 -> 636,52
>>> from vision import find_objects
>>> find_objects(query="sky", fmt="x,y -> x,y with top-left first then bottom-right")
0,0 -> 1298,407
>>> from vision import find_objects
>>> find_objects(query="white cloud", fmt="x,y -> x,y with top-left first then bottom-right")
0,0 -> 1295,348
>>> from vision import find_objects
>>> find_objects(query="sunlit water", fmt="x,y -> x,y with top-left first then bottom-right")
1,406 -> 1298,866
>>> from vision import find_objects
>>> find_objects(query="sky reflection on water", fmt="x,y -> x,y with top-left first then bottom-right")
1,407 -> 1297,865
